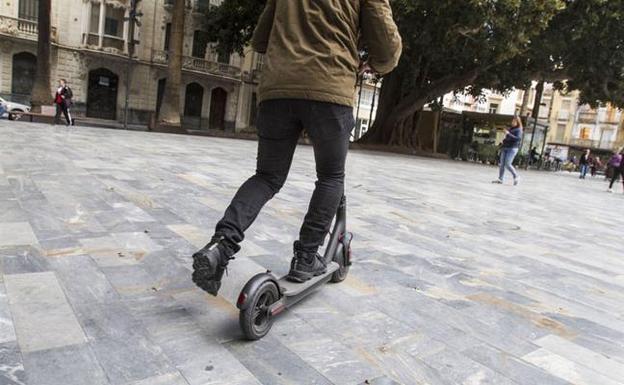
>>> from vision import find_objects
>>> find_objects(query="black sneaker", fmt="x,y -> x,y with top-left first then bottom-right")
287,247 -> 327,283
192,238 -> 233,296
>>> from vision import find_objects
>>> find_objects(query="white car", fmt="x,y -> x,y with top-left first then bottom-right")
0,97 -> 31,119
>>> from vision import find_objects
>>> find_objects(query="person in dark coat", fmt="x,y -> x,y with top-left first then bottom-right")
579,149 -> 591,179
53,79 -> 73,126
607,150 -> 624,193
493,116 -> 523,185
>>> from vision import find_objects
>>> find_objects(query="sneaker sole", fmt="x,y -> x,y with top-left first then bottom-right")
192,254 -> 220,296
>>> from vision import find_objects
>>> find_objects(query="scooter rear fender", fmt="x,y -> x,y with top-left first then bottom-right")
236,272 -> 281,311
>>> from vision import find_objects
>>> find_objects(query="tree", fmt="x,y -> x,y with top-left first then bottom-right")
204,0 -> 624,148
158,0 -> 186,126
30,0 -> 52,113
204,0 -> 265,58
521,0 -> 624,108
359,0 -> 563,147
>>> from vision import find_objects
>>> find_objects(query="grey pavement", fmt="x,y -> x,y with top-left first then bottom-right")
0,120 -> 623,385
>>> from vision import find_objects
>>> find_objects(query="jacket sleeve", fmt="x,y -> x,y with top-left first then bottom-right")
360,0 -> 402,75
251,0 -> 276,54
507,128 -> 521,140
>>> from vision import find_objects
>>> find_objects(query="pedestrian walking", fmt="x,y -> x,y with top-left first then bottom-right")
54,79 -> 73,126
493,116 -> 523,185
529,147 -> 539,166
190,0 -> 402,295
0,99 -> 6,119
607,151 -> 624,193
590,156 -> 601,177
606,152 -> 622,181
579,149 -> 591,179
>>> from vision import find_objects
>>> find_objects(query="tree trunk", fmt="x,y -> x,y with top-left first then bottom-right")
360,68 -> 481,148
359,70 -> 402,144
519,86 -> 531,117
158,0 -> 185,126
30,0 -> 52,113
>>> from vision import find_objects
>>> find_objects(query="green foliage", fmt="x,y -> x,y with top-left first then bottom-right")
549,0 -> 624,107
391,0 -> 563,97
204,0 -> 624,111
478,0 -> 624,108
204,0 -> 265,56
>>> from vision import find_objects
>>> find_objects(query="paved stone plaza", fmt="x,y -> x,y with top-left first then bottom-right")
0,121 -> 623,385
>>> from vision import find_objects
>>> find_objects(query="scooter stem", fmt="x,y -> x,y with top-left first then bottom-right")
323,195 -> 347,264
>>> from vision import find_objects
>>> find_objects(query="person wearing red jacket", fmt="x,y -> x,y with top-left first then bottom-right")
53,79 -> 73,126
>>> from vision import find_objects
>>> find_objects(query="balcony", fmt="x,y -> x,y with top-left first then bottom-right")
152,50 -> 241,79
82,33 -> 126,54
567,138 -> 617,150
578,112 -> 597,124
0,15 -> 57,42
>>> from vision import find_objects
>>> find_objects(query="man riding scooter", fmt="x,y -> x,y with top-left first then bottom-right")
192,0 -> 402,295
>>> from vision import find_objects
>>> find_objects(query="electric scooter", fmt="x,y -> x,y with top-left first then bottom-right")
236,195 -> 353,340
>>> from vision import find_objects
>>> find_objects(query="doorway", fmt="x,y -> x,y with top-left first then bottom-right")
209,87 -> 227,130
87,68 -> 118,120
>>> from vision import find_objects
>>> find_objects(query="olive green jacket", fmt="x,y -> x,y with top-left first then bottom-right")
251,0 -> 402,107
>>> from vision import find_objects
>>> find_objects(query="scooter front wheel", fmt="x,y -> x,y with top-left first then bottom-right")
239,280 -> 279,340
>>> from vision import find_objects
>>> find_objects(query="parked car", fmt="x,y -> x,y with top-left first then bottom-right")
0,97 -> 31,120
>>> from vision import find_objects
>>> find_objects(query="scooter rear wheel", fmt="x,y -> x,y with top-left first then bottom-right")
239,281 -> 279,340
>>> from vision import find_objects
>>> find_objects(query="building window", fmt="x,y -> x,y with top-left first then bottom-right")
360,89 -> 374,106
580,127 -> 591,140
217,52 -> 230,64
88,2 -> 127,50
164,23 -> 171,51
192,30 -> 209,58
561,99 -> 572,111
489,103 -> 499,114
255,54 -> 264,71
19,0 -> 38,21
90,3 -> 100,34
104,5 -> 124,38
196,0 -> 210,12
556,123 -> 566,142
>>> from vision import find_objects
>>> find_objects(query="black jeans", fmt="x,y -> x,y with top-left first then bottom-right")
54,102 -> 70,125
214,99 -> 353,255
609,167 -> 624,189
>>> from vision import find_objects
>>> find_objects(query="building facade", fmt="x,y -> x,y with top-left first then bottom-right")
0,0 -> 262,131
441,84 -> 624,153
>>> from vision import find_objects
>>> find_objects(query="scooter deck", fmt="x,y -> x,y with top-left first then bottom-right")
278,262 -> 339,297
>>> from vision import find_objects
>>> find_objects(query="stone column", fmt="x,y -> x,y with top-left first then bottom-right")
98,1 -> 105,48
123,7 -> 129,54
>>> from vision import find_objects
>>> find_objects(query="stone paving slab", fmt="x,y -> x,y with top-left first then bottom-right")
1,121 -> 624,384
4,272 -> 87,353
